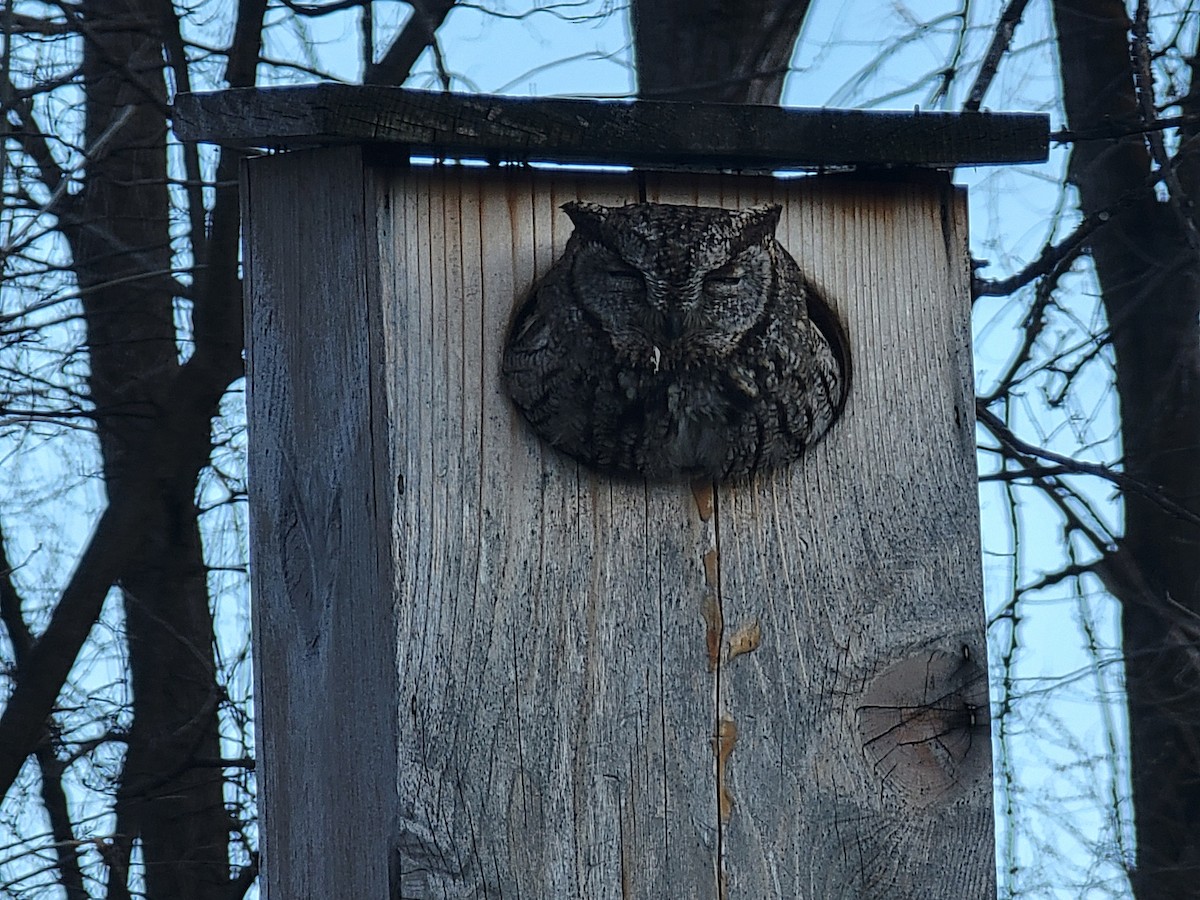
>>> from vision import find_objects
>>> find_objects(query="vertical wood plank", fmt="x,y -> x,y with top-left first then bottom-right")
242,146 -> 397,898
715,175 -> 990,897
375,167 -> 990,897
380,167 -> 722,898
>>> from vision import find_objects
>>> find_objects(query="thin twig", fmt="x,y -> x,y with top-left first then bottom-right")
1131,0 -> 1200,251
977,403 -> 1200,528
1,105 -> 135,257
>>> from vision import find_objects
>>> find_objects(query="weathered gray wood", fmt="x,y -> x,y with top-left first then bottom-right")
176,84 -> 1048,170
379,168 -> 719,897
670,174 -> 993,895
241,145 -> 398,898
243,154 -> 991,896
373,167 -> 990,897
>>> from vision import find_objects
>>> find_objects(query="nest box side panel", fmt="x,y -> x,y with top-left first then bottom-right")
242,146 -> 399,899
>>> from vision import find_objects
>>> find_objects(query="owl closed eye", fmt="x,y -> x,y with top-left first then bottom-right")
502,200 -> 850,481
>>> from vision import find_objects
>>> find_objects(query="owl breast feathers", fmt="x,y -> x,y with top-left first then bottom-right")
502,200 -> 850,481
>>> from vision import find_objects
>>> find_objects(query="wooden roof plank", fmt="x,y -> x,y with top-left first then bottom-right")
174,84 -> 1048,171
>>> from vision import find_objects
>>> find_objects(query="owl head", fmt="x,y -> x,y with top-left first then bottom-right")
561,201 -> 784,370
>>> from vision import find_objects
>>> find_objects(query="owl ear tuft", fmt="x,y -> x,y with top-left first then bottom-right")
562,200 -> 610,235
735,204 -> 783,243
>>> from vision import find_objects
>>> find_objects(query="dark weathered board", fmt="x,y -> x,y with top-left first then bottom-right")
242,154 -> 993,896
241,145 -> 398,899
176,84 -> 1047,170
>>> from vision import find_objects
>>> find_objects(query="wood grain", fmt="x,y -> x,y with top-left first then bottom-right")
243,155 -> 991,897
241,146 -> 398,899
175,84 -> 1048,171
374,167 -> 991,897
665,175 -> 993,898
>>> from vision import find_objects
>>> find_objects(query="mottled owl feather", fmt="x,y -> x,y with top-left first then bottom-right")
502,200 -> 850,481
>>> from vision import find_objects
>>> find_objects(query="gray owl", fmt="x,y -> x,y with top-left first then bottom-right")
502,201 -> 850,481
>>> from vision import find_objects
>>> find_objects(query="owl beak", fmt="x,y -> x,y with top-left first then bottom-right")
662,311 -> 686,342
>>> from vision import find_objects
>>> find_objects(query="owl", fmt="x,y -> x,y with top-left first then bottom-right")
502,200 -> 850,481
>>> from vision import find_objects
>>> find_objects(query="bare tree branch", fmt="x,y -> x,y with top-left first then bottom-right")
0,465 -> 154,801
978,402 -> 1200,529
364,0 -> 457,86
963,0 -> 1031,112
1132,0 -> 1200,251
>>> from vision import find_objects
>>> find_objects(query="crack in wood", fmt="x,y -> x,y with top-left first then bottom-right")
715,715 -> 738,825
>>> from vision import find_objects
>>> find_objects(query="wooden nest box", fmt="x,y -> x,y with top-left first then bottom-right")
176,85 -> 1048,899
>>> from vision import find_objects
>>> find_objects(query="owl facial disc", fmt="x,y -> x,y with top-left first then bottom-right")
502,200 -> 850,481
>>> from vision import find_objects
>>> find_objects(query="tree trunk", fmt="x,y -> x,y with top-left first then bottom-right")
1053,2 -> 1200,895
69,2 -> 233,896
631,0 -> 812,103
